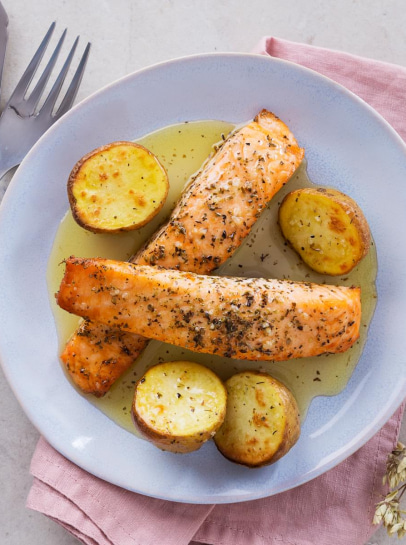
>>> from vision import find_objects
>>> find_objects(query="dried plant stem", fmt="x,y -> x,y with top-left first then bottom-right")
374,442 -> 406,538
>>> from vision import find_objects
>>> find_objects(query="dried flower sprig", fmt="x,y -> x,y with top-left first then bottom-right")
374,442 -> 406,538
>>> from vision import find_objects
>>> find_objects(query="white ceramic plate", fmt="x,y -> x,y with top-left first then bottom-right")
1,53 -> 406,504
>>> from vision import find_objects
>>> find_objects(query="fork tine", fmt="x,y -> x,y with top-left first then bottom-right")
40,35 -> 79,116
54,41 -> 91,119
24,29 -> 67,111
0,23 -> 90,179
7,22 -> 55,103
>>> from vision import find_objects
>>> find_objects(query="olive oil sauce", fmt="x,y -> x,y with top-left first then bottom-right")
47,120 -> 377,434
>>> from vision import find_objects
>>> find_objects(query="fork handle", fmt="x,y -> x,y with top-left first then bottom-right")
0,121 -> 25,180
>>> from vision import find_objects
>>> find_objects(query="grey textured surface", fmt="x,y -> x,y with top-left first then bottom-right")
0,1 -> 405,543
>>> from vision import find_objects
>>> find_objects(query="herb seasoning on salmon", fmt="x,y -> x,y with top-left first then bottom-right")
60,110 -> 304,395
57,258 -> 361,362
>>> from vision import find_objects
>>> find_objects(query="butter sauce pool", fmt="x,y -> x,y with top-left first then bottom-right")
47,120 -> 377,434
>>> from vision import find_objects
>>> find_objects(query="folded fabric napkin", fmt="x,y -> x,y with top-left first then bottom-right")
27,38 -> 406,545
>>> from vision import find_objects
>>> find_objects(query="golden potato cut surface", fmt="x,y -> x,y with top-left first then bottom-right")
278,187 -> 371,275
68,141 -> 168,233
132,361 -> 227,453
214,371 -> 300,467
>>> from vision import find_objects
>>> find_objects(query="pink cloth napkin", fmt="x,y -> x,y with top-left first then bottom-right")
27,38 -> 406,545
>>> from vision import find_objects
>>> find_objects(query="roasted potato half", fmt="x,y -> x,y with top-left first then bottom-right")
132,361 -> 227,453
68,141 -> 169,233
214,371 -> 300,467
278,187 -> 371,275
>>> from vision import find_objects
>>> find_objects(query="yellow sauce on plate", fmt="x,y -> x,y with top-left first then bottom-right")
47,120 -> 377,434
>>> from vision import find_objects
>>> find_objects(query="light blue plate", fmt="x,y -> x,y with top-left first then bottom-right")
0,53 -> 405,503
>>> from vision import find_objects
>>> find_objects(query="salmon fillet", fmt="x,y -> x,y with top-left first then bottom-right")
61,110 -> 304,395
57,258 -> 361,361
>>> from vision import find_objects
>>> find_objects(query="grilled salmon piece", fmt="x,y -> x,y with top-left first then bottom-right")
62,320 -> 148,394
60,110 -> 304,395
57,258 -> 361,362
136,109 -> 304,272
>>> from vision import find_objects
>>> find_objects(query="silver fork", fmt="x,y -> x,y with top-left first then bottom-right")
0,21 -> 91,180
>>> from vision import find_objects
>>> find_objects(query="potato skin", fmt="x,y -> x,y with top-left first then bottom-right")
214,371 -> 300,467
278,187 -> 371,276
68,141 -> 169,234
132,361 -> 227,454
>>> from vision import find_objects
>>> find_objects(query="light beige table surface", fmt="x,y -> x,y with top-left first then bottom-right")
0,1 -> 405,544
